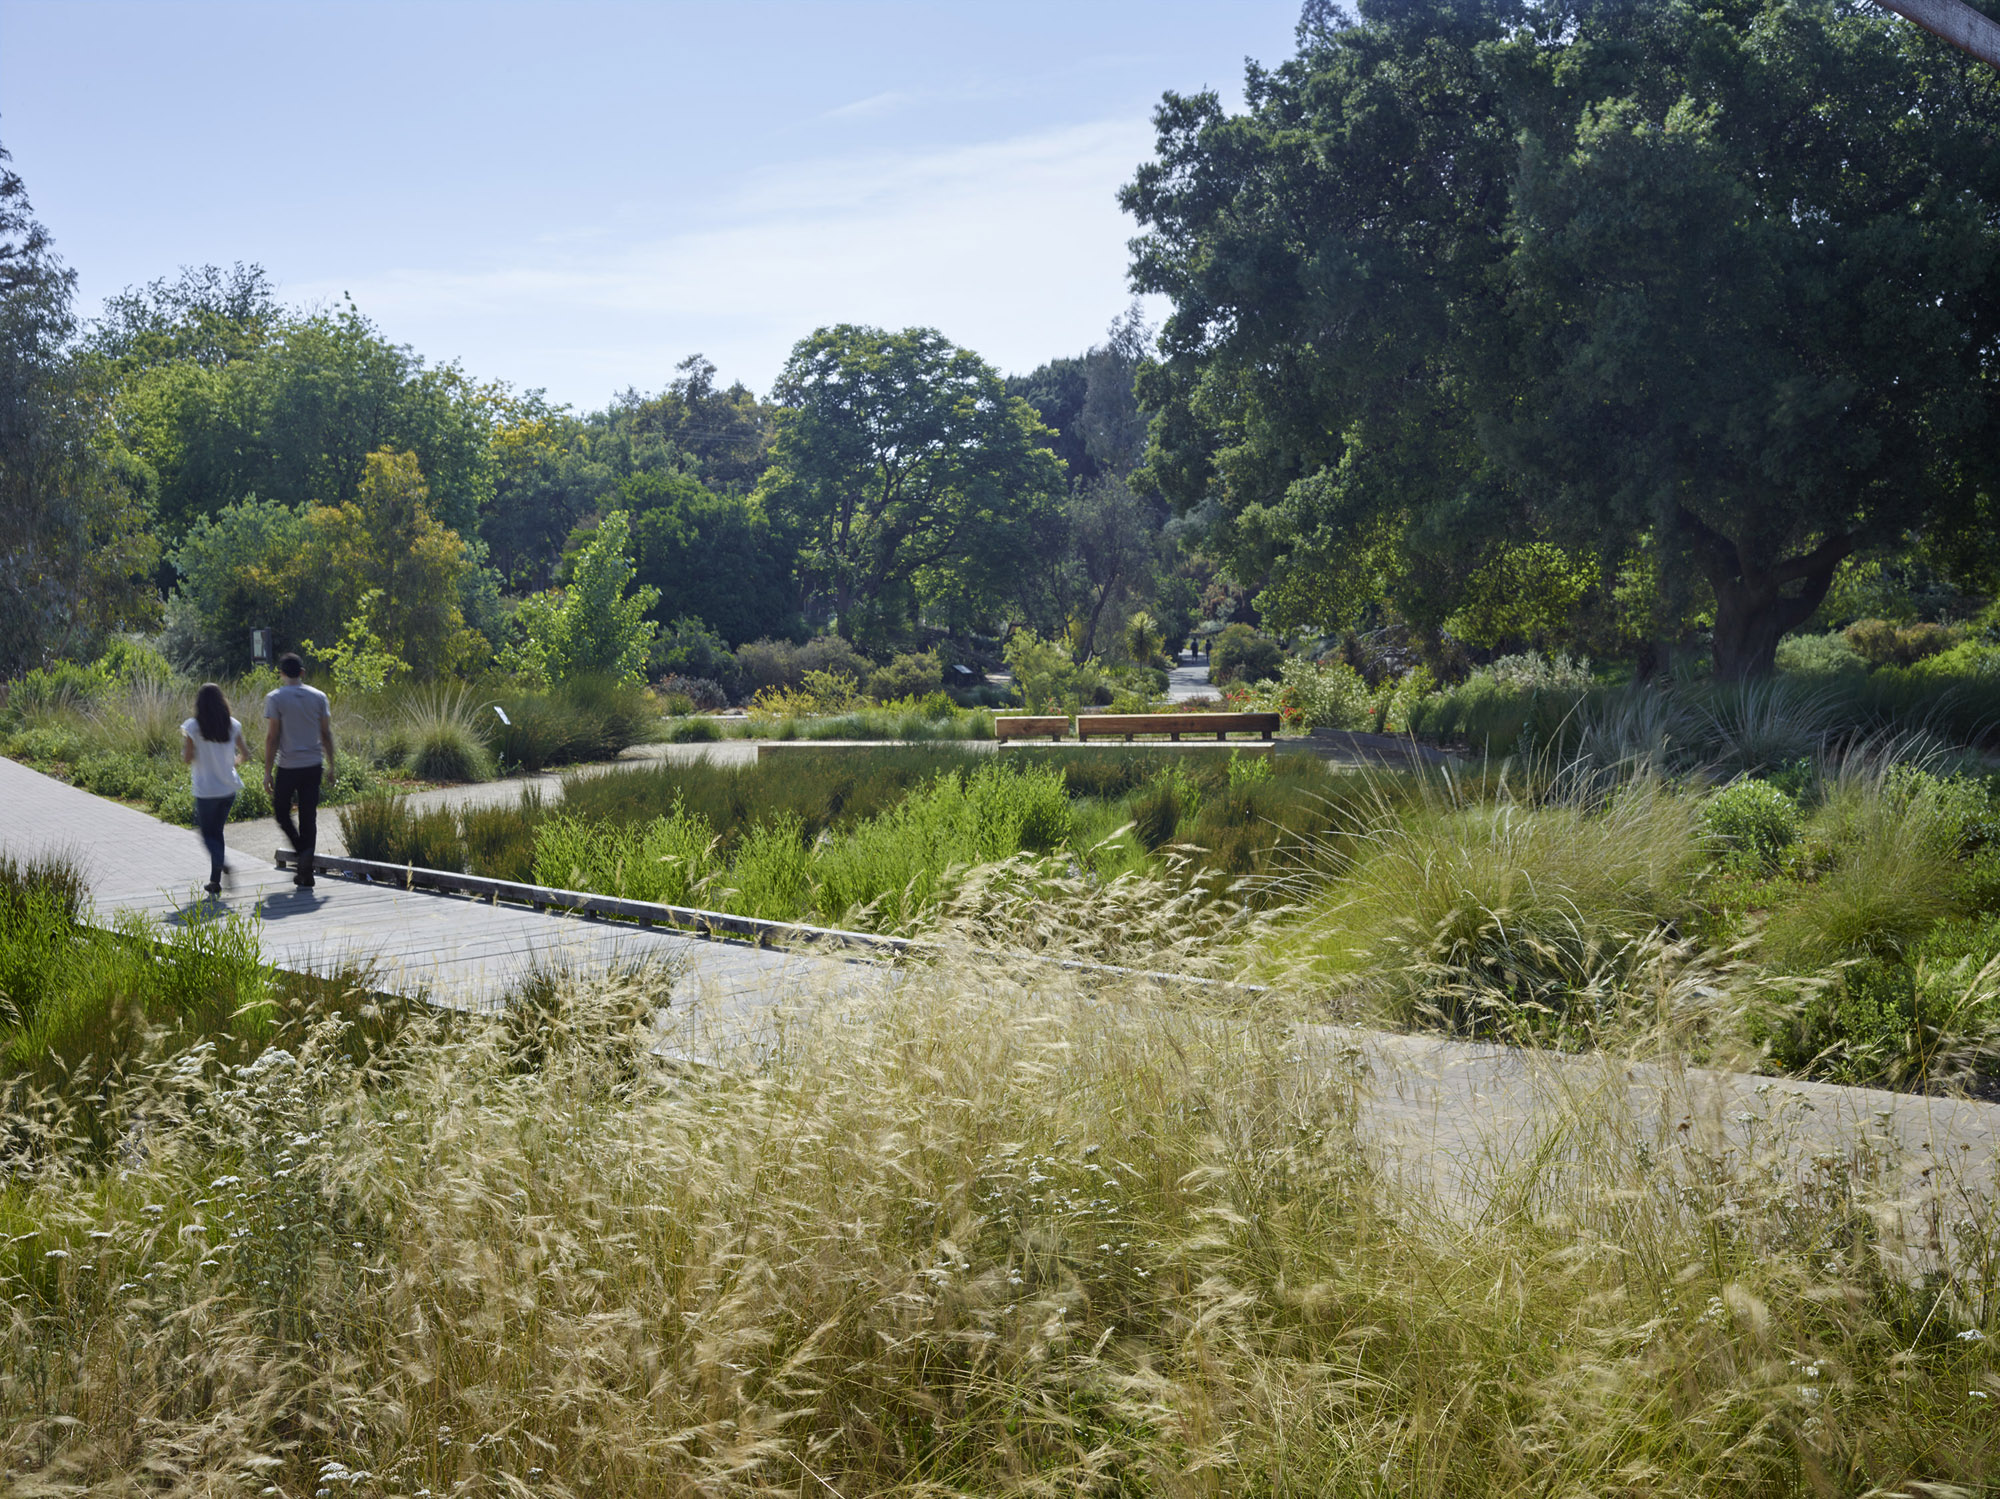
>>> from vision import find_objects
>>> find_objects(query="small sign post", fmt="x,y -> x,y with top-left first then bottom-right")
251,628 -> 273,666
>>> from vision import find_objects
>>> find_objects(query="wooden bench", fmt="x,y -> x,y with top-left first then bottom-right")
1076,711 -> 1281,743
994,714 -> 1072,741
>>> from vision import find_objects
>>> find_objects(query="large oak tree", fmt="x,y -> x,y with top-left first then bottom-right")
757,325 -> 1064,647
1126,0 -> 2000,677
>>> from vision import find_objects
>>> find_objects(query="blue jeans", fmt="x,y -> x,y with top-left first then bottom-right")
194,794 -> 235,885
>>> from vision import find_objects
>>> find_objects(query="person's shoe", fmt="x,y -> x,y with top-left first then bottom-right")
205,880 -> 222,896
294,874 -> 316,889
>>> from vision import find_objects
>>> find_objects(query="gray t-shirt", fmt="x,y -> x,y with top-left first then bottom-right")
263,681 -> 332,769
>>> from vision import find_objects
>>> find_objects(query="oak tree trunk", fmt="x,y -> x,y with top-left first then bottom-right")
1706,562 -> 1843,681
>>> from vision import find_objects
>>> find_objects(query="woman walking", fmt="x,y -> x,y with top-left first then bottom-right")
182,683 -> 249,895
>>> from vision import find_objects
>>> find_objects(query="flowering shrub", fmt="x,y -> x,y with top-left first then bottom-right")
1481,651 -> 1594,691
1275,657 -> 1372,730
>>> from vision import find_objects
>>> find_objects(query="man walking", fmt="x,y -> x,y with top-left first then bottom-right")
263,652 -> 337,889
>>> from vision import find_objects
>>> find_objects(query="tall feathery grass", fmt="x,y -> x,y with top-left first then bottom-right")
3,919 -> 1996,1494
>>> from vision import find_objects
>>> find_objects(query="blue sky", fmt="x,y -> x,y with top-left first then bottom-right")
0,1 -> 1299,408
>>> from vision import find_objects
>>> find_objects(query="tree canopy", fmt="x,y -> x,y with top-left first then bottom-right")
757,325 -> 1066,651
1126,0 -> 2000,677
0,147 -> 156,675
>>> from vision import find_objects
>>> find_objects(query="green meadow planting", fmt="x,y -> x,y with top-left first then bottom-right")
340,746 -> 1333,926
349,687 -> 2000,1097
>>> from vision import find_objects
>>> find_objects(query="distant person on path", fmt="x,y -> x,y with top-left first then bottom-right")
181,682 -> 249,896
263,652 -> 337,889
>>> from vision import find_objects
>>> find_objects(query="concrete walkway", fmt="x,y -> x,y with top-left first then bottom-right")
1,755 -> 854,1049
8,753 -> 1995,1209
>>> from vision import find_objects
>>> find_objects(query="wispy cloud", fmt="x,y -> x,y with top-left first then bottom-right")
823,89 -> 914,120
294,118 -> 1159,403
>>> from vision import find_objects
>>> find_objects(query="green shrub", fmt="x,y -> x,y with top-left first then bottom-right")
1761,766 -> 1976,968
553,746 -> 980,853
1276,657 -> 1372,730
810,762 -> 1073,927
1293,777 -> 1704,1037
1702,779 -> 1800,872
1209,624 -> 1283,686
1002,629 -> 1110,714
736,634 -> 872,695
1,854 -> 274,1153
339,796 -> 412,863
1129,763 -> 1202,852
1776,631 -> 1866,676
2,660 -> 113,719
71,750 -> 171,805
725,814 -> 814,920
459,797 -> 540,883
3,721 -> 88,764
650,616 -> 742,697
655,674 -> 731,712
96,636 -> 177,688
403,808 -> 468,871
491,676 -> 656,771
407,727 -> 493,783
868,650 -> 943,702
1845,618 -> 1964,667
1482,651 -> 1595,691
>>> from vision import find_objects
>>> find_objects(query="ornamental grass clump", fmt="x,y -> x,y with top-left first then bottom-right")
396,684 -> 496,783
1280,768 -> 1707,1041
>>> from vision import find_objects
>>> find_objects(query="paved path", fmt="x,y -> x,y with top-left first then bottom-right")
1165,655 -> 1217,702
9,754 -> 1995,1209
2,756 -> 854,1050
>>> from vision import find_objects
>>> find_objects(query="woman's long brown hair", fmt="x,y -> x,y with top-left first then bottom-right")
193,683 -> 233,743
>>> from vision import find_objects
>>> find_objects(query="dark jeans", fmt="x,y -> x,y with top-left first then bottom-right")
273,763 -> 324,874
194,794 -> 235,884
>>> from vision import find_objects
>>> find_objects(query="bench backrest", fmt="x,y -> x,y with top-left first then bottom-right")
1076,712 -> 1280,740
993,714 -> 1072,740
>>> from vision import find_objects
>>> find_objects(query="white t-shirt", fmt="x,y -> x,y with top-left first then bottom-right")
182,717 -> 244,799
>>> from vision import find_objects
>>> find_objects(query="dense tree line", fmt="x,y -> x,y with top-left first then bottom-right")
5,0 -> 1998,689
0,149 -> 1203,685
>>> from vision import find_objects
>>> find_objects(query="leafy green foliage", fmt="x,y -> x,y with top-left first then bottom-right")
1003,628 -> 1108,713
0,153 -> 160,676
1209,624 -> 1282,686
1275,656 -> 1371,730
1843,618 -> 1965,668
505,511 -> 659,685
622,471 -> 799,647
649,615 -> 741,697
867,650 -> 942,703
1125,0 -> 2000,677
93,290 -> 495,538
1703,779 -> 1800,874
758,325 -> 1065,650
532,798 -> 719,906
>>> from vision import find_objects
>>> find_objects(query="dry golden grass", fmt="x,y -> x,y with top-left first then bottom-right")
4,935 -> 1996,1496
